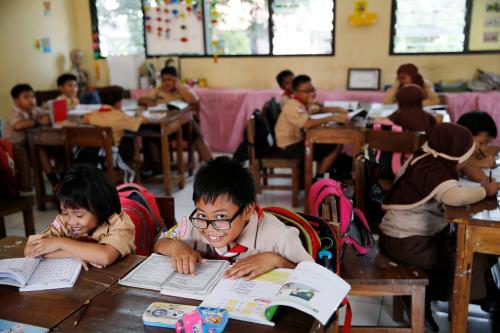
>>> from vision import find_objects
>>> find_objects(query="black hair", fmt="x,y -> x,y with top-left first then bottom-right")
11,84 -> 33,99
161,66 -> 178,77
57,73 -> 77,87
193,156 -> 256,209
98,85 -> 124,106
57,164 -> 121,225
276,70 -> 294,87
457,111 -> 497,138
292,75 -> 311,91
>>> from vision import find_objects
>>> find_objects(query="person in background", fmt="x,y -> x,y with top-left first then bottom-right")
4,84 -> 59,188
275,75 -> 348,176
457,111 -> 500,183
276,69 -> 295,107
377,84 -> 437,137
56,73 -> 79,109
383,63 -> 440,106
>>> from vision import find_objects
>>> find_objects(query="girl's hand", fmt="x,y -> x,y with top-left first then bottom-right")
481,181 -> 499,197
80,260 -> 105,271
170,241 -> 204,275
224,252 -> 292,280
26,238 -> 62,257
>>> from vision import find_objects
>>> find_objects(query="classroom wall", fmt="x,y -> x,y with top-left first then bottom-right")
1,0 -> 500,125
0,0 -> 77,123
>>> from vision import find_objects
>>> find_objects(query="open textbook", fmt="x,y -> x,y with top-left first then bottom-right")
119,253 -> 229,300
201,261 -> 350,326
0,257 -> 82,292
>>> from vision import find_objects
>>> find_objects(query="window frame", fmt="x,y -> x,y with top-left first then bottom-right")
90,0 -> 336,58
389,0 -> 500,55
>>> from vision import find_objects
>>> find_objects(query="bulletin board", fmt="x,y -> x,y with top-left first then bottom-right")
468,0 -> 500,52
143,0 -> 205,56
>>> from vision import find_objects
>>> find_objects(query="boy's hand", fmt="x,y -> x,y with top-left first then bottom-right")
481,181 -> 499,197
479,155 -> 496,169
26,238 -> 62,257
224,252 -> 293,280
170,241 -> 204,275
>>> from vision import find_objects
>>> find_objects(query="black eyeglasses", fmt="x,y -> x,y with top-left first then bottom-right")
188,206 -> 244,230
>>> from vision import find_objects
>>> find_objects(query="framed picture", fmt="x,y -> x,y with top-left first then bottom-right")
347,68 -> 381,90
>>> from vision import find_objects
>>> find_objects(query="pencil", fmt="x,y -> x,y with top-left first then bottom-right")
73,299 -> 90,327
489,169 -> 492,183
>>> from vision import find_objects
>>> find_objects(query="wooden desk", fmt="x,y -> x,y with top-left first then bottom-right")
140,108 -> 193,195
53,283 -> 316,333
445,198 -> 500,333
0,236 -> 144,329
1,236 -> 319,332
304,126 -> 364,211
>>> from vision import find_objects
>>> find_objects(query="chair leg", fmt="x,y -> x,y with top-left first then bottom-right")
0,217 -> 6,238
291,165 -> 299,207
262,168 -> 268,186
23,207 -> 35,237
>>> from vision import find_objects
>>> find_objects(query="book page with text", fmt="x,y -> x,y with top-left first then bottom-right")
119,253 -> 174,291
0,257 -> 40,288
21,258 -> 82,292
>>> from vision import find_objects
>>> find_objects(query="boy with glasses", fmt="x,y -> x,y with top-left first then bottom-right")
274,75 -> 348,175
154,156 -> 312,278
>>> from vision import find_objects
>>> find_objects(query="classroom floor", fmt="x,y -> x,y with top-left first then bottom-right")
3,160 -> 496,333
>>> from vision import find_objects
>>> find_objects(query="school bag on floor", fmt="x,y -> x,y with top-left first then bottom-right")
0,140 -> 19,199
263,206 -> 352,332
308,178 -> 374,257
117,183 -> 164,256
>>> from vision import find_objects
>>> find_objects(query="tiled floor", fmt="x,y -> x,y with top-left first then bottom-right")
3,162 -> 496,332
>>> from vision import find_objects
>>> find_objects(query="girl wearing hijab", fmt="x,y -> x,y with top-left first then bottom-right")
377,84 -> 437,137
383,63 -> 440,106
379,123 -> 498,331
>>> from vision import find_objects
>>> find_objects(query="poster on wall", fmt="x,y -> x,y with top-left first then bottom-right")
143,0 -> 204,56
468,0 -> 500,51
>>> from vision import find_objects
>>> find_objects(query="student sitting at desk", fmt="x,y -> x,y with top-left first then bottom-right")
24,164 -> 136,269
274,75 -> 348,176
383,63 -> 439,106
83,86 -> 142,160
56,74 -> 79,109
377,84 -> 437,136
154,156 -> 313,277
457,111 -> 500,183
138,66 -> 212,168
379,123 -> 498,331
276,69 -> 294,107
4,84 -> 61,188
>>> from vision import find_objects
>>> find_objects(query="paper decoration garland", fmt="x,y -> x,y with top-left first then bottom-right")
349,0 -> 377,26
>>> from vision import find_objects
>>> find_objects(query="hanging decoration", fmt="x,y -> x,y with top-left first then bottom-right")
43,1 -> 51,16
208,0 -> 223,63
348,0 -> 377,27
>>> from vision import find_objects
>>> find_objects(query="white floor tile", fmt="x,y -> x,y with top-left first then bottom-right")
338,299 -> 381,326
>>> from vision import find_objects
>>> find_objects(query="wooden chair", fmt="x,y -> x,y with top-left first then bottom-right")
64,126 -> 124,184
246,115 -> 300,207
155,196 -> 176,230
354,130 -> 425,214
0,146 -> 35,238
27,128 -> 66,210
320,196 -> 428,333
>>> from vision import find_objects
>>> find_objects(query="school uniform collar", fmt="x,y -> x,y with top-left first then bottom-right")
292,95 -> 305,106
98,105 -> 114,112
233,204 -> 264,250
283,91 -> 293,98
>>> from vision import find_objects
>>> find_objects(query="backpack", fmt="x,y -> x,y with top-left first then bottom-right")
0,140 -> 19,199
117,183 -> 164,256
233,109 -> 274,163
261,97 -> 281,143
309,178 -> 374,257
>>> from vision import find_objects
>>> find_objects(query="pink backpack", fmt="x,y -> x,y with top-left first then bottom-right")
309,178 -> 373,256
117,183 -> 164,256
372,122 -> 411,177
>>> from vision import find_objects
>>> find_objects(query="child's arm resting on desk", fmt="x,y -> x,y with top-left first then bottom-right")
154,238 -> 204,275
25,238 -> 120,266
223,252 -> 295,280
303,114 -> 348,129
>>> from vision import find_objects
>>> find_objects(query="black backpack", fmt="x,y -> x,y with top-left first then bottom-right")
233,109 -> 275,163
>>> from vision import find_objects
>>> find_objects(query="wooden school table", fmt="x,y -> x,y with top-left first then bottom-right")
445,198 -> 500,333
0,236 -> 322,332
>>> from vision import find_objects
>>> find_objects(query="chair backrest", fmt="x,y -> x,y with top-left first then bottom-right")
364,130 -> 425,153
64,126 -> 115,178
34,90 -> 60,107
13,146 -> 32,194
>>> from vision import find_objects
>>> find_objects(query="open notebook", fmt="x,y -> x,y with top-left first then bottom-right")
0,257 -> 82,292
119,253 -> 229,300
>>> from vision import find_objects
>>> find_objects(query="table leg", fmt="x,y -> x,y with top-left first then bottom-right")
304,140 -> 314,212
451,224 -> 473,333
161,124 -> 172,195
176,128 -> 185,189
411,285 -> 425,333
